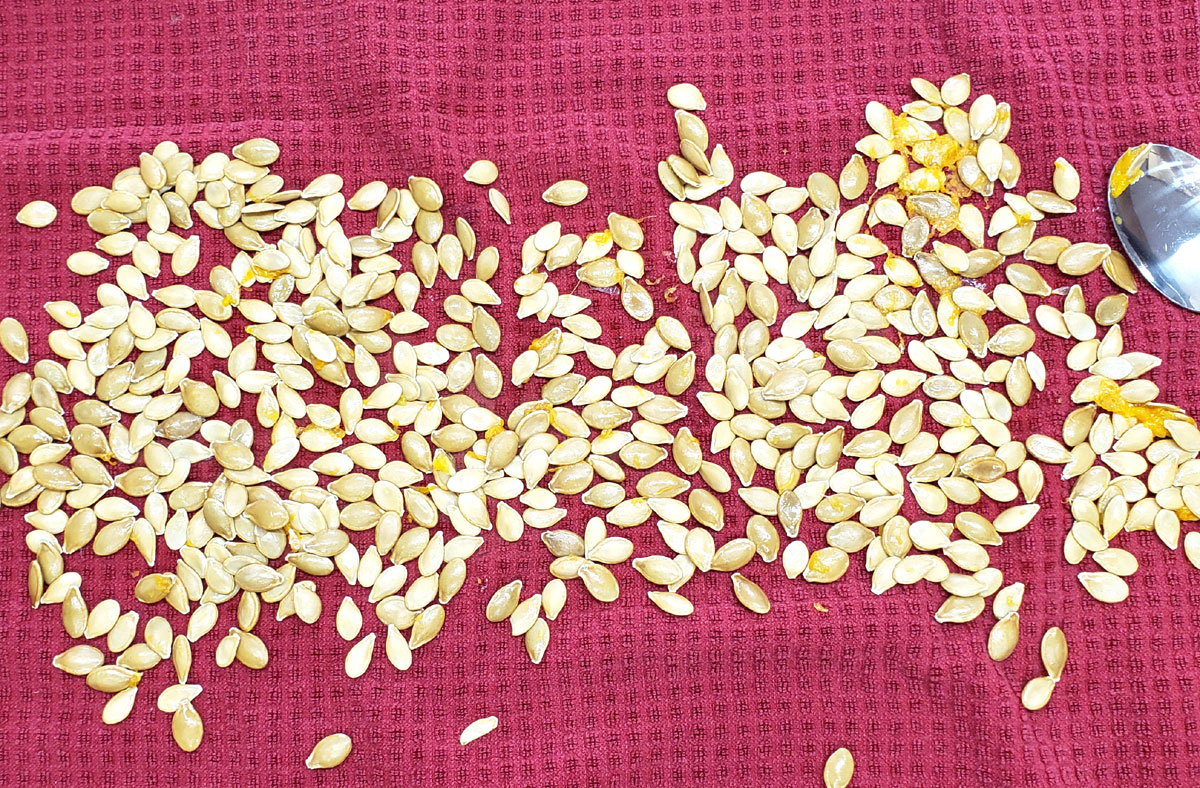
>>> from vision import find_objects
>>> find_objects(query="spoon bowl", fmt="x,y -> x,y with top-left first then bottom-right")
1108,143 -> 1200,312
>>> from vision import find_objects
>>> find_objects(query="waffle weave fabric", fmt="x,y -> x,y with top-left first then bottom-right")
2,0 -> 1200,786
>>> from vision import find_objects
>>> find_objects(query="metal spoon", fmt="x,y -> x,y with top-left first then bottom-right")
1108,143 -> 1200,312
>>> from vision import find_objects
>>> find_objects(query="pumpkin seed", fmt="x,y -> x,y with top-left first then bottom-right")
1078,571 -> 1129,603
542,180 -> 588,206
731,572 -> 770,613
1041,626 -> 1068,680
1021,675 -> 1055,711
987,612 -> 1020,661
460,715 -> 499,745
667,82 -> 707,111
17,200 -> 57,228
647,590 -> 694,616
172,700 -> 204,752
464,160 -> 499,186
823,747 -> 855,788
306,733 -> 352,769
487,188 -> 511,224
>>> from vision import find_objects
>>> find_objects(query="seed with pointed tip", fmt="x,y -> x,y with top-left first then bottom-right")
542,180 -> 588,207
17,200 -> 57,228
306,732 -> 352,769
172,700 -> 204,752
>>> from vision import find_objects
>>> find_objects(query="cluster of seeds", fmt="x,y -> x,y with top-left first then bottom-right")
484,575 -> 563,663
656,74 -> 1199,708
7,72 -> 1200,770
1019,626 -> 1068,711
515,208 -> 654,326
13,138 -> 525,754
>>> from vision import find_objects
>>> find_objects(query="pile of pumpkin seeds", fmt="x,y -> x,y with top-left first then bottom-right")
7,73 -> 1200,767
658,74 -> 1200,709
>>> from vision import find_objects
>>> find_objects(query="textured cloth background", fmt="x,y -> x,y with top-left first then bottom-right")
1,0 -> 1200,786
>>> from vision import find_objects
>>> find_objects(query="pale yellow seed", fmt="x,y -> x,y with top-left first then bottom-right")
1053,157 -> 1081,201
823,747 -> 855,788
542,579 -> 567,621
348,180 -> 388,210
53,644 -> 105,675
486,580 -> 523,622
1021,675 -> 1056,711
667,82 -> 707,111
385,624 -> 412,671
306,733 -> 352,770
987,612 -> 1020,661
1184,531 -> 1200,570
525,617 -> 550,664
0,317 -> 29,364
579,561 -> 619,602
460,715 -> 499,745
102,686 -> 139,725
344,632 -> 376,678
782,541 -> 810,579
646,590 -> 694,616
336,596 -> 363,641
488,188 -> 512,224
1041,626 -> 1068,681
1078,571 -> 1129,603
172,700 -> 204,752
731,572 -> 770,614
464,160 -> 499,186
16,200 -> 57,228
542,180 -> 588,207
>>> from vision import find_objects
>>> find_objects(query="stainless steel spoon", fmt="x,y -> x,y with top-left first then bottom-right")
1108,143 -> 1200,312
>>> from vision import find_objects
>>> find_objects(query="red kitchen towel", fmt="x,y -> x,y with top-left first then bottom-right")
2,0 -> 1200,786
